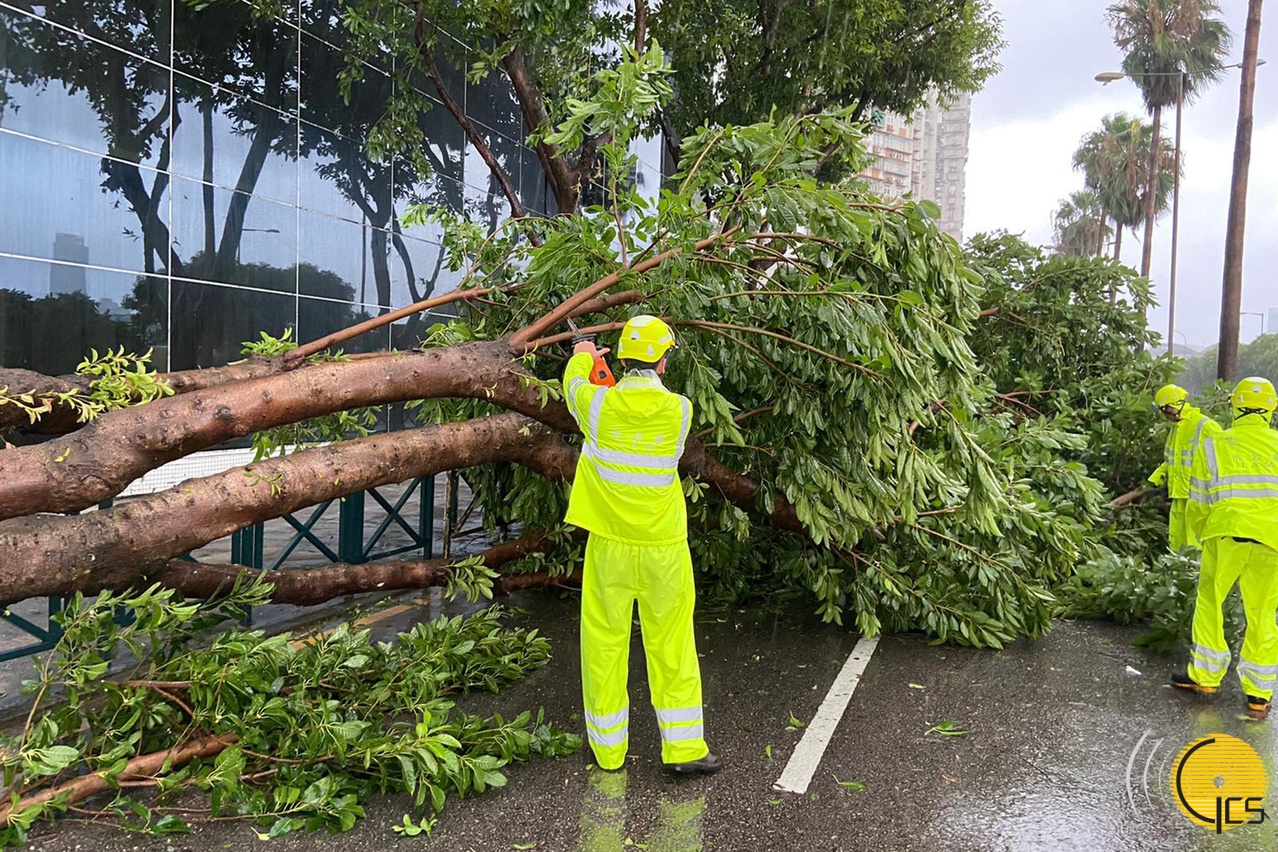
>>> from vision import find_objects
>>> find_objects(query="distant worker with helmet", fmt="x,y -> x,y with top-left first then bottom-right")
1172,377 -> 1278,720
562,314 -> 720,775
1148,384 -> 1223,551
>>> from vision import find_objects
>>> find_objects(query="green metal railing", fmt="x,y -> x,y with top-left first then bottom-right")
0,477 -> 438,662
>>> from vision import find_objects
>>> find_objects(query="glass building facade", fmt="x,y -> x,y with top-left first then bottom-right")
0,0 -> 548,375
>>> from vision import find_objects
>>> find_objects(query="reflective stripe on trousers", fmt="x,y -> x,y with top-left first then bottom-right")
1188,537 -> 1278,699
580,535 -> 709,767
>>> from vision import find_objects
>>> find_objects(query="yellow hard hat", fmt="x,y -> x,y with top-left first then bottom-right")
1154,384 -> 1189,409
1232,377 -> 1278,418
617,315 -> 676,363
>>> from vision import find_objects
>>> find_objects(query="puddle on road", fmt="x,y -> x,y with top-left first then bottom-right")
927,702 -> 1278,851
578,769 -> 706,852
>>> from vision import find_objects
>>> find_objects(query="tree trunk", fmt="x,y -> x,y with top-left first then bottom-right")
0,342 -> 570,520
1113,226 -> 1123,261
1140,104 -> 1162,281
0,414 -> 578,606
1217,0 -> 1264,383
202,99 -> 216,257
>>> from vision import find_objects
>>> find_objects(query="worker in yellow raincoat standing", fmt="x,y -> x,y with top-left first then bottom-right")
1148,384 -> 1222,551
1173,378 -> 1278,720
562,314 -> 720,775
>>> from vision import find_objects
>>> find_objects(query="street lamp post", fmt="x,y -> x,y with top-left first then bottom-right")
1095,61 -> 1264,354
237,227 -> 282,265
1242,310 -> 1266,337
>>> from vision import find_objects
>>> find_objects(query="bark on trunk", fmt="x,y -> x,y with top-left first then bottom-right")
0,358 -> 295,437
1217,0 -> 1264,383
1140,104 -> 1161,280
0,414 -> 579,606
0,342 -> 574,520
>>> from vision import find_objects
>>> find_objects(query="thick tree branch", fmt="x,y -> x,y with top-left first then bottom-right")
158,532 -> 572,605
0,414 -> 579,605
509,229 -> 738,349
0,342 -> 572,520
503,47 -> 579,214
414,14 -> 525,220
0,734 -> 239,822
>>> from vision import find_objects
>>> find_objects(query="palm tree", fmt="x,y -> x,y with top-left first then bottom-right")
1072,113 -> 1176,265
1053,191 -> 1112,258
1108,0 -> 1231,278
1217,0 -> 1263,382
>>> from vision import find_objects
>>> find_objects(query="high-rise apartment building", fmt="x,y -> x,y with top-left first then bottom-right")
860,91 -> 972,243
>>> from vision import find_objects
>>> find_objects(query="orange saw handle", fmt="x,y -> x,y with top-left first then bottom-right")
571,331 -> 616,387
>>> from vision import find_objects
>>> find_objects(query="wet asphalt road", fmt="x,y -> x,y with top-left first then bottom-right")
20,591 -> 1278,852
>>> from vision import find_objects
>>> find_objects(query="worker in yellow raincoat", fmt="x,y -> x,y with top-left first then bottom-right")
563,315 -> 720,775
1148,384 -> 1222,551
1173,377 -> 1278,720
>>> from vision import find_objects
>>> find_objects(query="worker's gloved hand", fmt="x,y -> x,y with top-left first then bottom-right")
573,340 -> 611,359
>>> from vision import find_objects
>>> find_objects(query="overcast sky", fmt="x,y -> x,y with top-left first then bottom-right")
966,0 -> 1275,350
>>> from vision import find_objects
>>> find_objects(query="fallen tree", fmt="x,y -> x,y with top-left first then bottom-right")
0,50 -> 1169,649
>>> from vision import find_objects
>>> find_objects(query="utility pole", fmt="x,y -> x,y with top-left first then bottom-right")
1167,72 -> 1183,356
1217,0 -> 1264,382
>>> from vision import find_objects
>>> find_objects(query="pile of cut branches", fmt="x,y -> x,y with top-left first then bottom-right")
0,582 -> 579,845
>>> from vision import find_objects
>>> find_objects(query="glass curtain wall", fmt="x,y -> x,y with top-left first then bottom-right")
0,0 -> 548,376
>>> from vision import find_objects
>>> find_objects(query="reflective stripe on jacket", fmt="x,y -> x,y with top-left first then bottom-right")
1187,415 -> 1278,551
1149,406 -> 1222,498
562,353 -> 693,545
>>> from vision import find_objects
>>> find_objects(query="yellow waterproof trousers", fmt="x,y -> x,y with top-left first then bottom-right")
1169,499 -> 1199,552
580,535 -> 709,769
1188,537 -> 1278,699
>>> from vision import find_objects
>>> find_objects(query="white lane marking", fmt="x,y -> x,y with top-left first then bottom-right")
774,635 -> 880,794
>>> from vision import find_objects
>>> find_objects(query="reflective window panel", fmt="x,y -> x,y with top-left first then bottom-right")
0,253 -> 167,373
300,31 -> 390,139
169,278 -> 295,370
298,122 -> 392,226
462,180 -> 513,234
1,8 -> 169,167
297,208 -> 381,305
172,75 -> 299,205
389,234 -> 461,310
0,130 -> 171,275
465,67 -> 522,142
12,0 -> 171,61
170,176 -> 297,291
173,1 -> 299,113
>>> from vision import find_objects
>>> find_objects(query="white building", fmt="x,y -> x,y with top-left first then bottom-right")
860,91 -> 972,243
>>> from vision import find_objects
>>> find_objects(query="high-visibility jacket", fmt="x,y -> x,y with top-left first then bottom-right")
1187,416 -> 1278,552
1149,406 -> 1222,499
562,354 -> 693,545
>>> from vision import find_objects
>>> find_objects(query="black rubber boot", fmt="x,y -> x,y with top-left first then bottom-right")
1171,672 -> 1219,698
1245,695 -> 1271,721
666,753 -> 723,776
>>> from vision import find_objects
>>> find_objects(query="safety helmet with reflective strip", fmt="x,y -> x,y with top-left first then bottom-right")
617,315 -> 676,363
1154,384 -> 1189,410
1232,376 -> 1278,418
